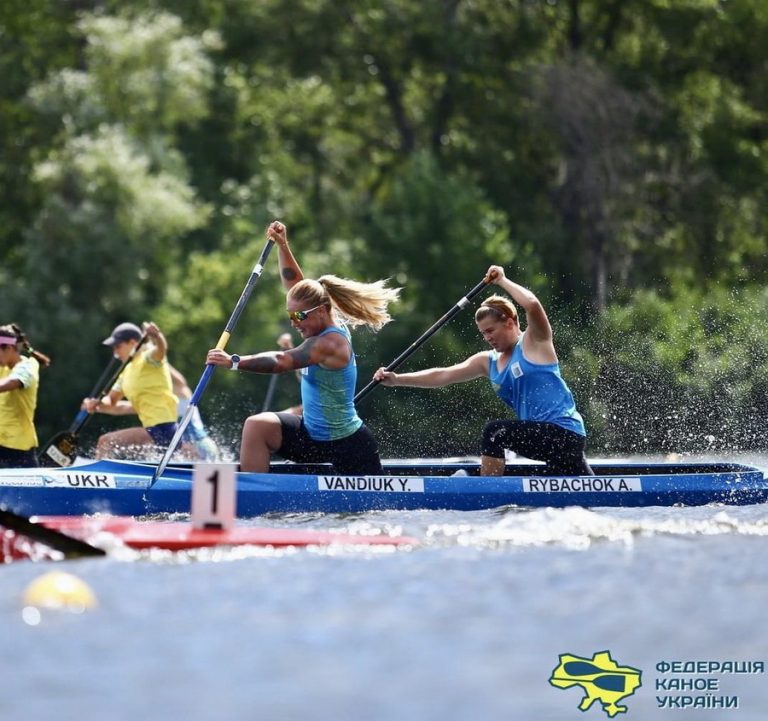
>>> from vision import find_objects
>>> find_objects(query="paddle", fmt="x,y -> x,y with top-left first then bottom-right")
0,506 -> 106,559
261,331 -> 297,412
38,335 -> 149,467
261,373 -> 279,412
355,278 -> 489,404
151,239 -> 276,483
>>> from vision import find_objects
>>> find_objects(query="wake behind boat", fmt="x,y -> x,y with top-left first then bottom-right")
0,458 -> 766,517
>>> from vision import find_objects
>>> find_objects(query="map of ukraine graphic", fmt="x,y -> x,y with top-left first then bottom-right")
549,651 -> 642,717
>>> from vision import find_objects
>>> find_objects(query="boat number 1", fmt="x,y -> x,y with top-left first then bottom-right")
191,462 -> 237,530
207,470 -> 220,514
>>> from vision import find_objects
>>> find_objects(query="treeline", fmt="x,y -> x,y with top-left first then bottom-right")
1,0 -> 767,457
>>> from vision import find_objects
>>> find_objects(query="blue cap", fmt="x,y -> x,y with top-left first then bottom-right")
102,322 -> 142,346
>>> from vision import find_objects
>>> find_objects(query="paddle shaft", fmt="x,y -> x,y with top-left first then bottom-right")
41,356 -> 119,453
69,334 -> 149,435
65,356 -> 121,431
152,239 -> 276,482
354,279 -> 489,404
262,373 -> 280,412
38,335 -> 150,466
0,506 -> 106,558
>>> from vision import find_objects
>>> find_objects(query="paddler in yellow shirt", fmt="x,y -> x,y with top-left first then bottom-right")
0,323 -> 51,468
83,321 -> 178,459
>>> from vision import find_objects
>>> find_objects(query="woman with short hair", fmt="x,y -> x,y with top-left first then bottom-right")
0,323 -> 51,468
83,321 -> 178,459
374,265 -> 592,477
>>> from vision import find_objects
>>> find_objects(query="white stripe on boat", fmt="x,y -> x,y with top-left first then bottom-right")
523,477 -> 642,493
318,476 -> 425,492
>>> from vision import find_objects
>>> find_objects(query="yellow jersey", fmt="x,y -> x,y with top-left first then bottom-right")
0,356 -> 40,450
113,351 -> 177,428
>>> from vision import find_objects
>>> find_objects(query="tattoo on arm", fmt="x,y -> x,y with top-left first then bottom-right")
282,268 -> 298,281
241,355 -> 279,373
240,339 -> 318,373
292,338 -> 316,367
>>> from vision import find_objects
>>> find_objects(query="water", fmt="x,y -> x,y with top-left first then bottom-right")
3,455 -> 768,721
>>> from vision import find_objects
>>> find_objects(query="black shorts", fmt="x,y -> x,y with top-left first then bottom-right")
0,445 -> 39,468
146,422 -> 178,445
481,420 -> 593,476
275,413 -> 383,475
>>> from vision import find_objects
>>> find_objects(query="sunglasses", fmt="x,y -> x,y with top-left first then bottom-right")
287,304 -> 324,322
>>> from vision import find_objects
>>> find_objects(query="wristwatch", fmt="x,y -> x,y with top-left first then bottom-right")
230,354 -> 241,371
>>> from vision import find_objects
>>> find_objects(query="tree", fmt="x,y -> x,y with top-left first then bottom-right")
7,10 -> 218,440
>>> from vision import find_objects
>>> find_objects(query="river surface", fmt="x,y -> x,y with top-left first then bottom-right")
2,454 -> 768,721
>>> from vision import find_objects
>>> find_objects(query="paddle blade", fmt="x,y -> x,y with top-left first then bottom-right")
38,431 -> 79,468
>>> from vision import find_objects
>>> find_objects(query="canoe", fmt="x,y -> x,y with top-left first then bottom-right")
1,515 -> 416,564
0,458 -> 765,517
35,516 -> 416,550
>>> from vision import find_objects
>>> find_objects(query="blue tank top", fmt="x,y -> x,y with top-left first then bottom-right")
301,325 -> 363,441
488,334 -> 586,436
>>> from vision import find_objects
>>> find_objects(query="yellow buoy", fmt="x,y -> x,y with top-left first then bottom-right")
22,571 -> 97,612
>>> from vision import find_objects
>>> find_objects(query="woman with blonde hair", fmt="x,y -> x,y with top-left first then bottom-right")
374,265 -> 592,477
207,221 -> 400,474
0,323 -> 51,468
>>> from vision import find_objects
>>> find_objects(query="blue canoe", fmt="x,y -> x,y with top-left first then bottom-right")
0,459 -> 766,517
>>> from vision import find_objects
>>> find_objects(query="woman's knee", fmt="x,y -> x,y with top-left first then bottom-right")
482,420 -> 507,438
242,413 -> 282,451
481,420 -> 508,456
97,431 -> 119,452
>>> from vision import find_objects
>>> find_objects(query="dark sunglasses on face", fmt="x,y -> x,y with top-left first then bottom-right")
287,304 -> 324,322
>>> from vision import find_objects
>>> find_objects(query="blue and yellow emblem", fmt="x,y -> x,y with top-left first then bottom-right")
549,650 -> 642,717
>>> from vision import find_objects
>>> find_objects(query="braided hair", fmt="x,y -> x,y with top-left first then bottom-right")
0,324 -> 51,368
474,295 -> 518,324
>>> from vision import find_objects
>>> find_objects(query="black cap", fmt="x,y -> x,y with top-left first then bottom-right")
102,322 -> 142,346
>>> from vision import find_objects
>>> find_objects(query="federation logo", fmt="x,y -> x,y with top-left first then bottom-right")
549,650 -> 642,717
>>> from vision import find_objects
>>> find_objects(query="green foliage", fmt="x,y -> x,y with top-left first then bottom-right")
79,11 -> 220,136
0,0 -> 78,261
3,1 -> 768,456
580,286 -> 768,454
367,151 -> 525,309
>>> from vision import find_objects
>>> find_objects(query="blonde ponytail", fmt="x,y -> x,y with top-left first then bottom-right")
287,276 -> 401,332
